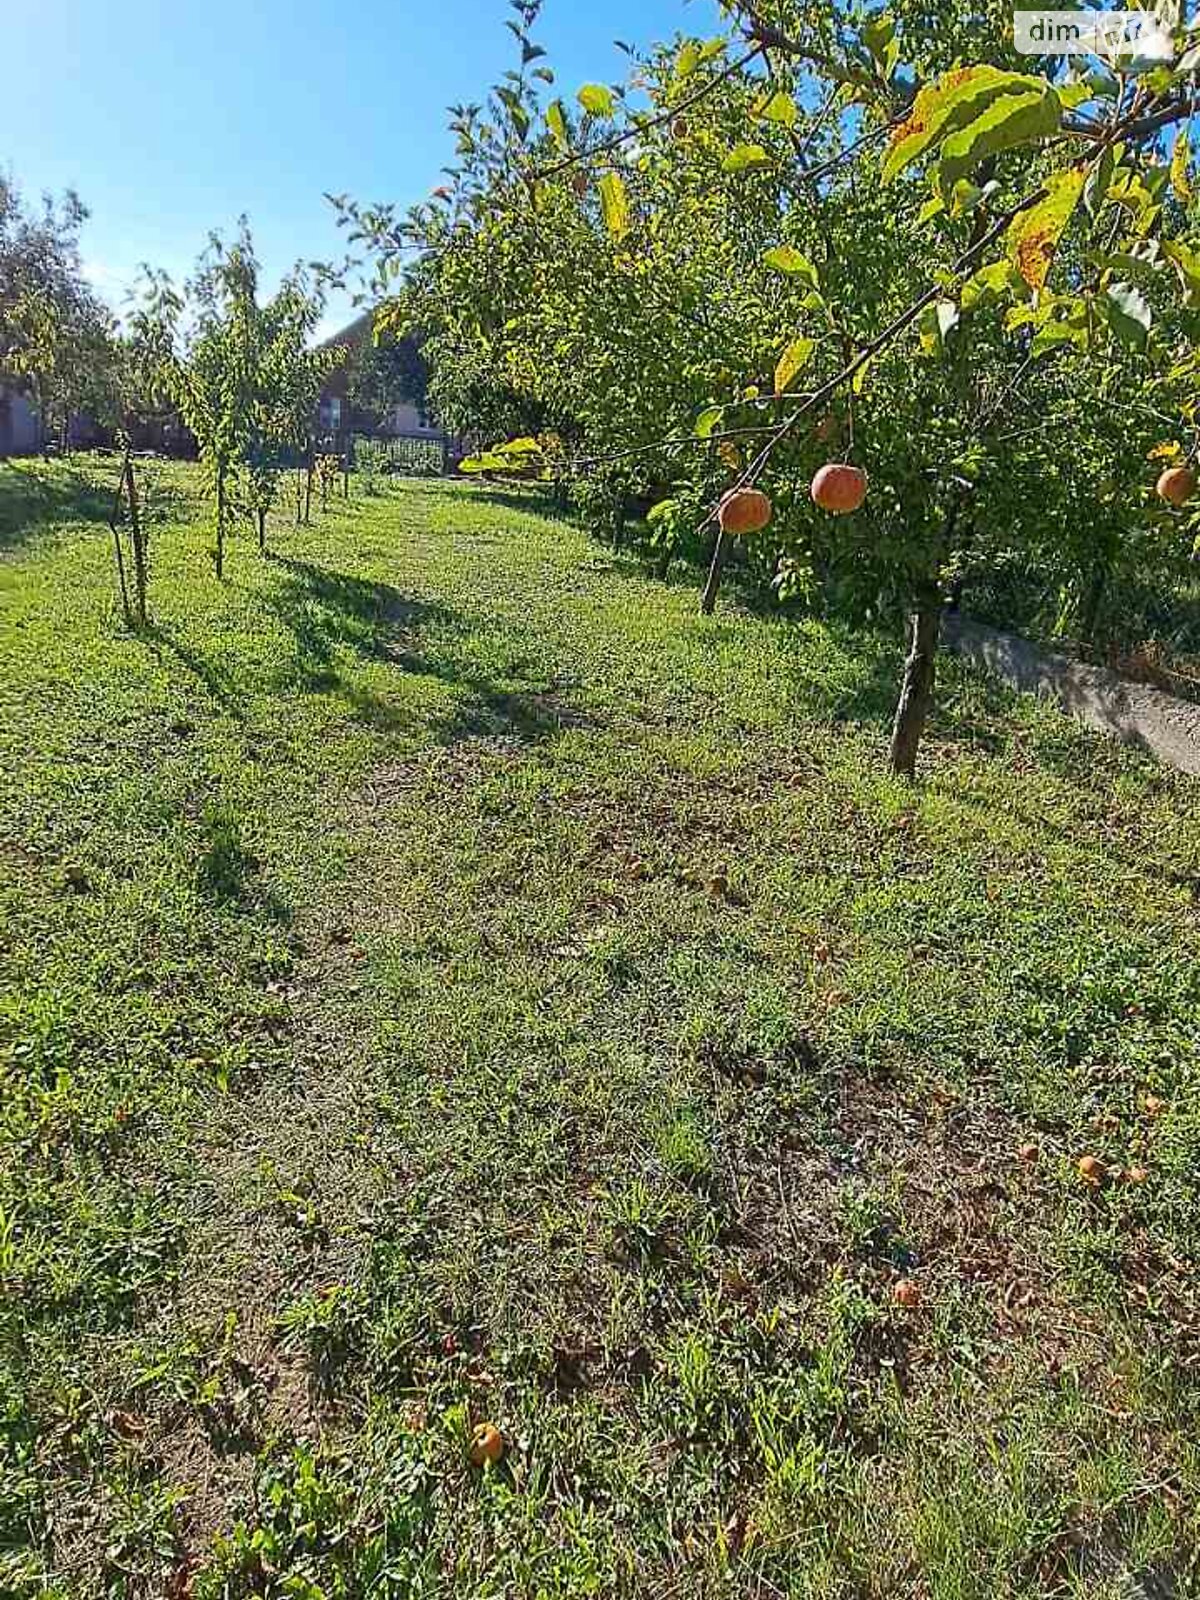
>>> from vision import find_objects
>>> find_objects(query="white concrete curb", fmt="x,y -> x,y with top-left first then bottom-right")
942,613 -> 1200,778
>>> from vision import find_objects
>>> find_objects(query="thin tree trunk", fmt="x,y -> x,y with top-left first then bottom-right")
304,460 -> 313,525
257,507 -> 267,554
888,598 -> 941,779
612,493 -> 627,550
700,529 -> 730,615
109,449 -> 132,628
295,466 -> 304,525
1080,561 -> 1108,644
215,468 -> 226,579
125,456 -> 147,625
655,544 -> 672,581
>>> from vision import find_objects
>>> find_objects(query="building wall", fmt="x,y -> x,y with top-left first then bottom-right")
0,388 -> 42,457
391,401 -> 440,438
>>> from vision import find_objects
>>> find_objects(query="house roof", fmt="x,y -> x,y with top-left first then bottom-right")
318,311 -> 375,353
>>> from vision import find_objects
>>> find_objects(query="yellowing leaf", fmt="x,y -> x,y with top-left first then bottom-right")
775,336 -> 816,395
547,99 -> 568,148
676,41 -> 701,78
598,171 -> 630,240
883,66 -> 1052,185
723,143 -> 773,173
753,90 -> 799,128
578,83 -> 616,117
1162,238 -> 1200,306
1005,167 -> 1085,290
762,246 -> 820,285
1171,128 -> 1192,202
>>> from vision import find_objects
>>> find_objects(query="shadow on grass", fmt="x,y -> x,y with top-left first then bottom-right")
138,552 -> 595,748
459,484 -> 575,522
142,622 -> 249,723
0,460 -> 117,551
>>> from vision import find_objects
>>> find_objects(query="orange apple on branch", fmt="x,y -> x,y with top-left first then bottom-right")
811,463 -> 868,514
1156,465 -> 1196,506
718,487 -> 772,537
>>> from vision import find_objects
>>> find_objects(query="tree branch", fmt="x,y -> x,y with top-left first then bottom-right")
535,47 -> 764,181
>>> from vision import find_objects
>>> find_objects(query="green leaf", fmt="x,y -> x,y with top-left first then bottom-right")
774,337 -> 816,395
578,83 -> 616,117
694,405 -> 724,438
1087,66 -> 1119,97
598,171 -> 630,240
496,85 -> 531,140
676,41 -> 701,79
961,258 -> 1024,311
547,99 -> 569,148
647,497 -> 678,525
1084,144 -> 1115,219
722,143 -> 773,173
753,90 -> 800,128
936,86 -> 1061,190
918,298 -> 959,356
1103,282 -> 1152,349
762,246 -> 820,285
882,66 -> 1052,184
1005,167 -> 1085,290
1162,238 -> 1200,306
697,37 -> 727,65
1055,81 -> 1092,109
863,12 -> 896,68
917,194 -> 946,224
1030,317 -> 1087,356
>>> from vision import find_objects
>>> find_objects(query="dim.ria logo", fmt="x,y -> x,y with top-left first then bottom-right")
1013,4 -> 1178,60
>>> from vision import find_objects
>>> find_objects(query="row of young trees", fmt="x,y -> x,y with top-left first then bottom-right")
1,176 -> 440,623
1,182 -> 345,618
338,0 -> 1200,773
101,228 -> 340,622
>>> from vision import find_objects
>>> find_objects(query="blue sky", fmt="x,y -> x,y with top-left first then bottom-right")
5,0 -> 718,338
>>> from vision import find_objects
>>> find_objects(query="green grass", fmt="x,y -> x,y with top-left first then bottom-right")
3,455 -> 1200,1599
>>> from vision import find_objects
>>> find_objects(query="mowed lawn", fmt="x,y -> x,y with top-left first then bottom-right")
3,458 -> 1200,1599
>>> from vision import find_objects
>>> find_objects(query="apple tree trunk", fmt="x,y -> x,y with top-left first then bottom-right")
700,528 -> 730,615
888,597 -> 940,779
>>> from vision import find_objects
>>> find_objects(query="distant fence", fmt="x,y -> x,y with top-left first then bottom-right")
350,433 -> 447,477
